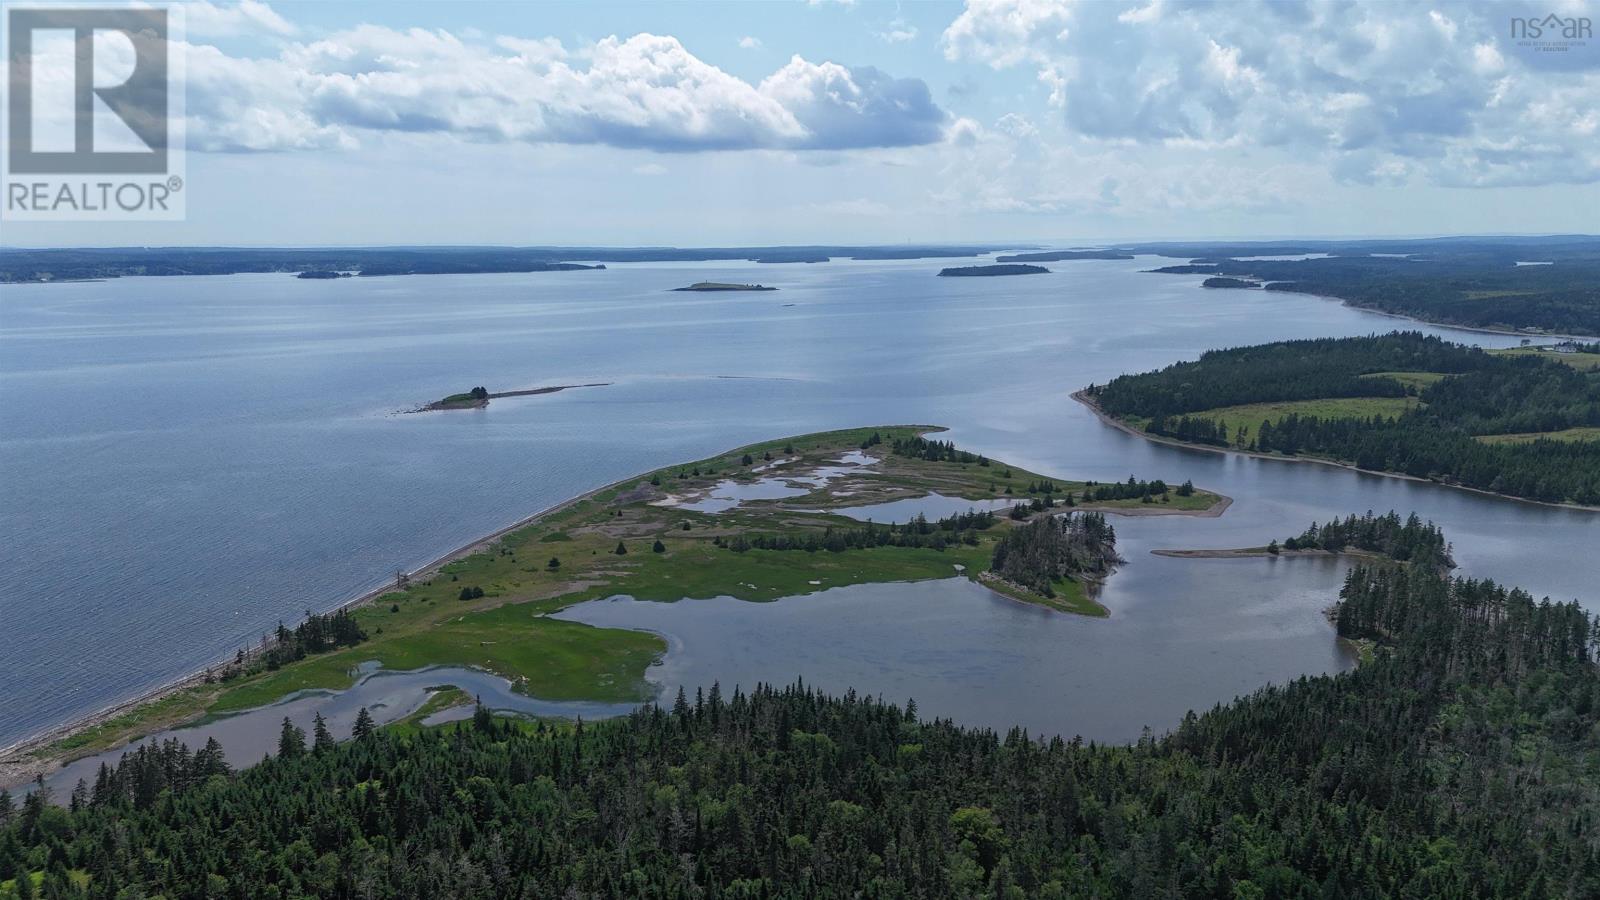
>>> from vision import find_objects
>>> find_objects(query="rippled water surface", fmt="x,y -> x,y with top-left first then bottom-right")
3,256 -> 1596,750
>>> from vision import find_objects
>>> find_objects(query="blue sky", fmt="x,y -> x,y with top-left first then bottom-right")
8,0 -> 1599,246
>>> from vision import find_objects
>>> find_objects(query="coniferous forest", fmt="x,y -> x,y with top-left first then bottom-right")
4,516 -> 1597,897
1089,332 -> 1600,504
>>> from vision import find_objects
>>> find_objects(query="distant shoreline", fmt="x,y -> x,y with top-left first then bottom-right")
1070,389 -> 1600,514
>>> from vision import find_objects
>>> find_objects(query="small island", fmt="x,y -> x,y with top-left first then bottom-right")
295,270 -> 353,279
672,282 -> 778,292
1146,264 -> 1219,274
427,386 -> 492,410
1202,276 -> 1261,288
419,383 -> 610,412
996,250 -> 1133,262
937,264 -> 1050,277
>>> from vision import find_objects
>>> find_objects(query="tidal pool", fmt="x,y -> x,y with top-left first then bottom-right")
660,450 -> 876,513
832,491 -> 1019,522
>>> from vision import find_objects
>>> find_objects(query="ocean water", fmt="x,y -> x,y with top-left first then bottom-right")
2,256 -> 1595,750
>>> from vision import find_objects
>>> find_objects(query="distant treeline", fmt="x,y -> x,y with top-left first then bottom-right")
989,512 -> 1120,598
7,515 -> 1600,895
1274,511 -> 1454,571
0,245 -> 1017,283
1131,236 -> 1600,335
1092,332 -> 1600,504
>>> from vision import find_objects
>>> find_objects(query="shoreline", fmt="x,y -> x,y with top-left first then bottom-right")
1149,271 -> 1600,341
1295,290 -> 1600,342
1070,390 -> 1600,514
0,424 -> 970,783
0,446 -> 696,783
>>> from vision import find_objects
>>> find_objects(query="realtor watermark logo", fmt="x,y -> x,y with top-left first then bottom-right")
2,3 -> 185,221
1511,12 -> 1592,52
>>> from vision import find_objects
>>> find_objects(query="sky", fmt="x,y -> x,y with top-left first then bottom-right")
5,0 -> 1599,247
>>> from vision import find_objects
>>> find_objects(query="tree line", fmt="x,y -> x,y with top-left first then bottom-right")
721,510 -> 998,555
7,516 -> 1600,897
257,609 -> 366,672
887,435 -> 988,466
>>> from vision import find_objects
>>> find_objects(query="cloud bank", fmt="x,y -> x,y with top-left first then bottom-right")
943,0 -> 1600,186
182,24 -> 948,154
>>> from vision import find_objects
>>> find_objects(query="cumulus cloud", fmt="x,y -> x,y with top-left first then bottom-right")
180,23 -> 948,153
942,0 -> 1600,186
739,36 -> 763,49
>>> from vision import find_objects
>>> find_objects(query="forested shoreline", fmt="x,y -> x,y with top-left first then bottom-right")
3,516 -> 1597,896
1090,332 -> 1600,504
1133,236 -> 1600,335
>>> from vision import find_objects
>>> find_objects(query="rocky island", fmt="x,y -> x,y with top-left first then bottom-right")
1201,276 -> 1261,288
937,264 -> 1050,277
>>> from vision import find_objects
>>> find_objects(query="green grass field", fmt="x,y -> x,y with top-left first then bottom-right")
35,424 -> 1219,761
1490,347 -> 1600,371
1359,371 -> 1450,391
1172,397 -> 1420,435
1476,427 -> 1600,446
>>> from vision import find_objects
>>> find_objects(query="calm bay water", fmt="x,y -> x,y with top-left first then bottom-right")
2,256 -> 1596,753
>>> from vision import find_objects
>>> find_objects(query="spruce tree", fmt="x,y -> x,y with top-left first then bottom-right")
352,707 -> 375,739
312,712 -> 334,753
277,718 -> 306,759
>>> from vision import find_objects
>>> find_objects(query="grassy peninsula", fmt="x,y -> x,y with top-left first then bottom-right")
5,426 -> 1222,781
1084,332 -> 1600,506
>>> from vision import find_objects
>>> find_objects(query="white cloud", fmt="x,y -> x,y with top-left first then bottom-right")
876,19 -> 919,43
739,36 -> 763,50
184,0 -> 297,38
941,0 -> 1600,187
180,26 -> 949,153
